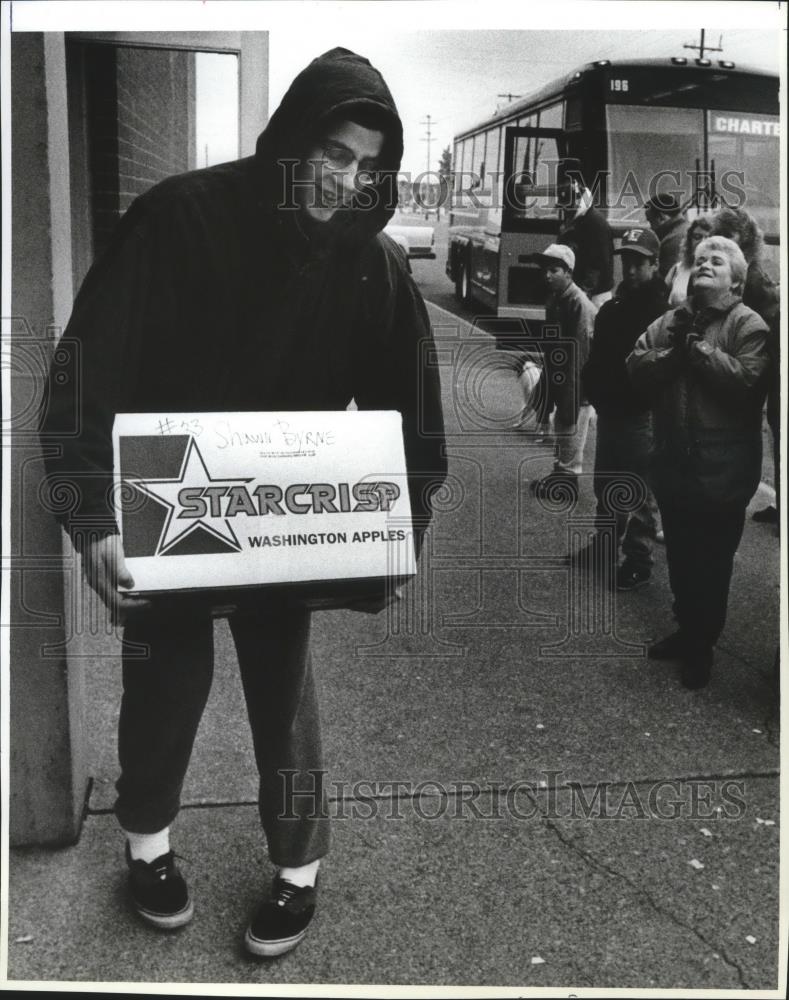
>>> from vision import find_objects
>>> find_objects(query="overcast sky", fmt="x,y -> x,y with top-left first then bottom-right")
269,27 -> 783,176
9,2 -> 785,177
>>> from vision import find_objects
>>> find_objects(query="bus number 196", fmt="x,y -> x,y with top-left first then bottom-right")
610,79 -> 629,92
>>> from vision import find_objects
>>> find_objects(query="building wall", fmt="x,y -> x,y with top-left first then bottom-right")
10,31 -> 86,847
82,43 -> 196,258
116,46 -> 194,216
9,29 -> 269,846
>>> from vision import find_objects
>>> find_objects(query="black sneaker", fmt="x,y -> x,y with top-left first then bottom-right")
245,877 -> 318,958
680,646 -> 714,690
126,846 -> 193,930
616,564 -> 651,591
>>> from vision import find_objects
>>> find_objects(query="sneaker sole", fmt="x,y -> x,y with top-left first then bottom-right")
135,897 -> 194,930
244,926 -> 307,958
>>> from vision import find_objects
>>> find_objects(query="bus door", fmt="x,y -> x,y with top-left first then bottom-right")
499,126 -> 566,321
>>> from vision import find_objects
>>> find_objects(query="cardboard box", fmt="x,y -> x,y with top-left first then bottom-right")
113,411 -> 415,605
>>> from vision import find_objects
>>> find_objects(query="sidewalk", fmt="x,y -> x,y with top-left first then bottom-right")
6,310 -> 782,992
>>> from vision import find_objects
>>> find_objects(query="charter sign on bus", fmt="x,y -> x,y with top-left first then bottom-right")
112,411 -> 415,595
711,115 -> 780,137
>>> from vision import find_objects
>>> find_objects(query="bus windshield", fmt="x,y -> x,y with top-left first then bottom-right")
606,105 -> 702,223
707,110 -> 780,238
606,104 -> 780,237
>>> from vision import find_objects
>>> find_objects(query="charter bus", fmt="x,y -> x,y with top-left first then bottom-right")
446,58 -> 780,320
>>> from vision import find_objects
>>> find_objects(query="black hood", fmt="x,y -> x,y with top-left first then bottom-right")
255,47 -> 403,243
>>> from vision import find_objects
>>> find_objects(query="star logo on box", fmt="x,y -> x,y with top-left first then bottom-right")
128,438 -> 251,555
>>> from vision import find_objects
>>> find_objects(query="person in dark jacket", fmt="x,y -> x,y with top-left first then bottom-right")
557,159 -> 614,306
711,207 -> 781,527
644,193 -> 689,280
40,48 -> 446,957
580,227 -> 668,590
627,237 -> 769,690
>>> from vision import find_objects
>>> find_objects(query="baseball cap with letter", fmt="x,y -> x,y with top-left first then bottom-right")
531,243 -> 575,272
615,228 -> 660,258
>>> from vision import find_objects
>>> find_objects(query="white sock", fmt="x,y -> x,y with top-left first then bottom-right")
278,859 -> 320,888
125,827 -> 171,863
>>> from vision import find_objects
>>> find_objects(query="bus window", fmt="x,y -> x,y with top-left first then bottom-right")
459,138 -> 471,178
606,105 -> 703,223
453,139 -> 462,175
485,126 -> 503,220
487,127 -> 502,178
566,97 -> 582,130
508,133 -> 562,222
707,111 -> 779,240
472,131 -> 487,187
538,102 -> 563,128
452,139 -> 467,209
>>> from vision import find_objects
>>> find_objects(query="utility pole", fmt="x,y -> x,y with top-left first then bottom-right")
496,93 -> 523,113
420,115 -> 434,218
683,29 -> 723,60
497,92 -> 523,104
420,114 -> 434,175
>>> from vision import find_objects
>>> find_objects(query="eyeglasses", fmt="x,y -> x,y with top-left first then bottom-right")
320,142 -> 380,181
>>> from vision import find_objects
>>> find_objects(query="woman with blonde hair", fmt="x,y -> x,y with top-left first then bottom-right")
627,236 -> 771,689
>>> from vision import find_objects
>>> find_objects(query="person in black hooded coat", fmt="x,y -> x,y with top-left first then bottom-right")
40,48 -> 446,957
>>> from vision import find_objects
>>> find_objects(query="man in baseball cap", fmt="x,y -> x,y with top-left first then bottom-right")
616,227 -> 661,259
531,243 -> 576,272
529,240 -> 597,500
579,224 -> 668,590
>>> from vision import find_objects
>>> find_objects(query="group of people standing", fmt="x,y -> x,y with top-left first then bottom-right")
522,181 -> 780,691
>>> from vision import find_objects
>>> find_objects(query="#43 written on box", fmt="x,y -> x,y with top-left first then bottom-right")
112,410 -> 416,595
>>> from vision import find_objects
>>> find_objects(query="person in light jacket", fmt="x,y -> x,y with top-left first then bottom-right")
626,237 -> 770,689
528,243 -> 597,500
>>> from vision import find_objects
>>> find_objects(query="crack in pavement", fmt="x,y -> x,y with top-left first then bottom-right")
533,798 -> 751,990
81,777 -> 776,988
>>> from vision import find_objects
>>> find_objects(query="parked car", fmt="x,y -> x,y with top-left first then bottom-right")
383,223 -> 436,260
